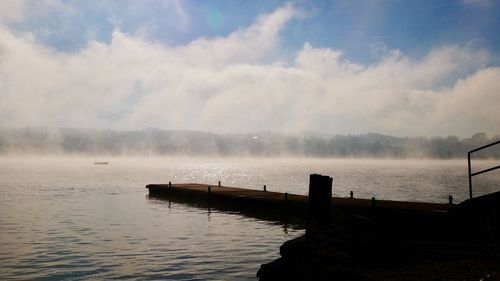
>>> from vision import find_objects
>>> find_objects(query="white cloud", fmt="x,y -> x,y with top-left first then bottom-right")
176,2 -> 297,67
0,0 -> 27,22
0,4 -> 498,137
0,0 -> 69,24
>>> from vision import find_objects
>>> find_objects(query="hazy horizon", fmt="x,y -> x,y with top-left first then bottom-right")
1,127 -> 498,159
2,125 -> 500,138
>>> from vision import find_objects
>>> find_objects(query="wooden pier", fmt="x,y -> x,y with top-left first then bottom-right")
146,182 -> 453,221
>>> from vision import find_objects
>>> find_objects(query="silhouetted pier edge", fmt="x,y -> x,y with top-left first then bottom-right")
146,182 -> 453,221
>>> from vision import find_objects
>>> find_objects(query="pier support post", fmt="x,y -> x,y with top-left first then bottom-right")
307,174 -> 333,225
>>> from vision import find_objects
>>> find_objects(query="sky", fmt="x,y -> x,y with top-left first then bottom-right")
0,0 -> 499,137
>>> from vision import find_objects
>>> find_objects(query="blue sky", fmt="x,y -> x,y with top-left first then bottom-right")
0,0 -> 499,137
7,0 -> 500,63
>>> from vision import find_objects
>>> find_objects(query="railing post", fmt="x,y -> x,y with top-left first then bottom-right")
467,140 -> 500,199
468,152 -> 472,199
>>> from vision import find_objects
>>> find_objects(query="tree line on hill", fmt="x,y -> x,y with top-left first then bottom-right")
0,127 -> 499,159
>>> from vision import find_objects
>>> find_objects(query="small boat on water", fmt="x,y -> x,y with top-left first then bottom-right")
93,161 -> 109,165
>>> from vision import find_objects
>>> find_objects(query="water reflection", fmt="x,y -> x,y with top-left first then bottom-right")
146,194 -> 306,231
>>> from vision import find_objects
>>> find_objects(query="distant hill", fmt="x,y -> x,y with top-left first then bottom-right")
0,127 -> 499,158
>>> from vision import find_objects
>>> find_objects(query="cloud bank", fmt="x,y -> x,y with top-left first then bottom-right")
0,3 -> 499,137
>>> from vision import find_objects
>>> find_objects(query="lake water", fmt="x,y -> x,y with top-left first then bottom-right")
1,157 -> 499,280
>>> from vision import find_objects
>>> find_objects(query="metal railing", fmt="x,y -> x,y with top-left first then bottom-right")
468,140 -> 500,199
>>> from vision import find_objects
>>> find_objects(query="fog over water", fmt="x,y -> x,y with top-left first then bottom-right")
2,156 -> 499,202
1,127 -> 500,159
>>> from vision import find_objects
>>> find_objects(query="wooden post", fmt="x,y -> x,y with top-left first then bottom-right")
208,186 -> 211,194
168,182 -> 171,188
284,192 -> 288,201
263,185 -> 267,192
350,191 -> 354,199
307,174 -> 333,225
371,197 -> 376,207
218,181 -> 221,187
448,195 -> 453,205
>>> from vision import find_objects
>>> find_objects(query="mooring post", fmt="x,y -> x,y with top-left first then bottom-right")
284,192 -> 288,201
448,195 -> 453,205
263,185 -> 267,192
307,174 -> 333,225
350,191 -> 354,199
168,181 -> 171,188
371,197 -> 376,207
208,186 -> 211,194
218,181 -> 221,187
306,174 -> 333,242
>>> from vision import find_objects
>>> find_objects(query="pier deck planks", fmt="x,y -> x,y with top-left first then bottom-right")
146,183 -> 452,213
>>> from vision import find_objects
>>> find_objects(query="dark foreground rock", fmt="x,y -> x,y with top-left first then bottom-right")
258,191 -> 500,281
258,226 -> 499,280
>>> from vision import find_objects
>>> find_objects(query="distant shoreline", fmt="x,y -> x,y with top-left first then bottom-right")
0,128 -> 499,159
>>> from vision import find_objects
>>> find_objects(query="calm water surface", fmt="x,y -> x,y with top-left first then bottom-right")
1,157 -> 499,280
